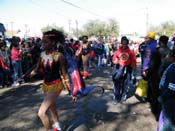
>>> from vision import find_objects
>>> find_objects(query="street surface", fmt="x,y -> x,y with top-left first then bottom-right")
0,58 -> 157,131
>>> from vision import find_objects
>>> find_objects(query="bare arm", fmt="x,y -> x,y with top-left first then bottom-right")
58,53 -> 77,102
30,57 -> 42,77
58,53 -> 69,82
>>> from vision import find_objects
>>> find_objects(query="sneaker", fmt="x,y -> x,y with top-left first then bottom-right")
113,95 -> 118,105
113,100 -> 118,105
83,76 -> 88,79
53,127 -> 61,131
12,82 -> 20,87
18,78 -> 25,84
121,95 -> 127,102
52,124 -> 61,131
83,71 -> 89,79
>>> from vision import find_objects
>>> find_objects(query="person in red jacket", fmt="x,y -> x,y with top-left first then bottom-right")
112,36 -> 136,104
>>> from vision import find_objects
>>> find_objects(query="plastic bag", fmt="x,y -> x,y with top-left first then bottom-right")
135,79 -> 148,98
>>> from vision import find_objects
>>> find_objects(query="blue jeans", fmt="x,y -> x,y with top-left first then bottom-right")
96,54 -> 103,69
0,68 -> 3,86
0,68 -> 11,87
12,61 -> 22,84
112,66 -> 132,101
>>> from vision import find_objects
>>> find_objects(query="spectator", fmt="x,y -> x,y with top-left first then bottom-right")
0,40 -> 11,87
112,36 -> 136,104
158,49 -> 175,131
10,36 -> 22,87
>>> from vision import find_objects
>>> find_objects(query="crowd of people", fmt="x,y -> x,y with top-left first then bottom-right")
138,32 -> 175,130
0,36 -> 41,87
0,29 -> 175,131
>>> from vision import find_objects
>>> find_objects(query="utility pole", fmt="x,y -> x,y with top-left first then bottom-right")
146,7 -> 149,34
24,24 -> 28,38
68,19 -> 71,38
10,21 -> 14,37
5,23 -> 8,31
75,20 -> 78,39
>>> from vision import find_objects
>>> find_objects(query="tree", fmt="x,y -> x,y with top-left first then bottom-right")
106,18 -> 119,37
41,23 -> 68,37
149,21 -> 175,37
82,19 -> 101,36
81,19 -> 119,37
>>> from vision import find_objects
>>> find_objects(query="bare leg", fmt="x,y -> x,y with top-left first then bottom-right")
82,55 -> 89,72
50,104 -> 59,123
50,90 -> 62,125
38,93 -> 58,130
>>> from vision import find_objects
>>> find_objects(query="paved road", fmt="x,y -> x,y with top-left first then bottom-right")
0,61 -> 157,131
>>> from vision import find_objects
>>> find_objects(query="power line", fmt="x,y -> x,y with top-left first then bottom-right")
60,0 -> 103,17
28,0 -> 70,19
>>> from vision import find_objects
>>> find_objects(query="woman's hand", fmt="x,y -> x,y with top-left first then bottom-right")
29,70 -> 36,78
142,71 -> 148,78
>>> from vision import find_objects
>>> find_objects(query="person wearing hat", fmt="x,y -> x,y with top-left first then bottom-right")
141,32 -> 160,119
142,32 -> 157,77
112,36 -> 136,104
142,32 -> 157,78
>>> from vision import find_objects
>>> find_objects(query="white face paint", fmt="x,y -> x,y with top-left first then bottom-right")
56,42 -> 62,49
41,51 -> 53,67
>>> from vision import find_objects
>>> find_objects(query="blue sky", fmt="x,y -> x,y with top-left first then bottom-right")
0,0 -> 174,36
